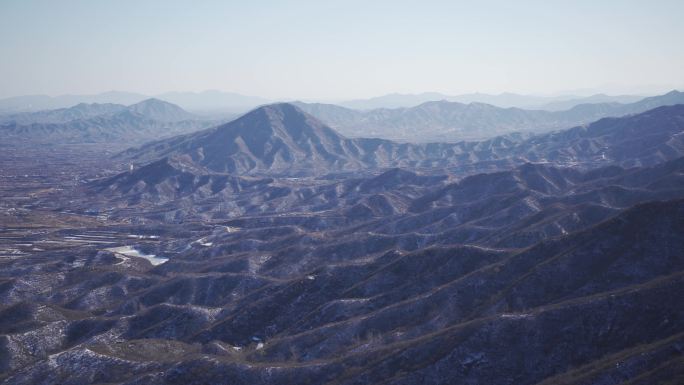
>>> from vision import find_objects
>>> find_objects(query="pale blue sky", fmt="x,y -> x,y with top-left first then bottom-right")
1,0 -> 683,99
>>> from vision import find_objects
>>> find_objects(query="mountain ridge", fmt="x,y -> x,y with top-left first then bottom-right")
119,102 -> 684,177
295,90 -> 684,142
339,91 -> 646,110
0,99 -> 215,145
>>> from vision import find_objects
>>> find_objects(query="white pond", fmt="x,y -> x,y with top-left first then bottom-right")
106,245 -> 169,266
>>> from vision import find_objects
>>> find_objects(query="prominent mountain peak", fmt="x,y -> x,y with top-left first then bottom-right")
121,102 -> 360,175
222,102 -> 345,143
117,102 -> 684,177
254,101 -> 301,112
239,102 -> 306,123
127,98 -> 195,122
241,102 -> 317,121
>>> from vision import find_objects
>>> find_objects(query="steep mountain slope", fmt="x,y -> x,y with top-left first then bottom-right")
296,90 -> 684,141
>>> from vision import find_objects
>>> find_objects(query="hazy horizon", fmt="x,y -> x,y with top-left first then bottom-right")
1,86 -> 684,102
2,0 -> 683,100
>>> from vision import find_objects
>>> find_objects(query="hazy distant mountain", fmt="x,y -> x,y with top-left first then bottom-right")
1,99 -> 197,126
154,90 -> 270,113
628,89 -> 684,111
338,92 -> 646,110
339,92 -> 456,109
127,98 -> 197,122
0,90 -> 268,115
296,90 -> 684,142
0,90 -> 649,115
0,99 -> 215,145
0,103 -> 127,125
538,93 -> 644,110
293,100 -> 561,141
0,111 -> 212,145
0,91 -> 148,112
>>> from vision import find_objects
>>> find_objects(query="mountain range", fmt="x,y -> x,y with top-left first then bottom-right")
0,99 -> 219,146
3,91 -> 683,146
118,102 -> 684,177
2,98 -> 684,384
0,91 -> 268,114
294,90 -> 684,141
0,91 -> 149,113
338,91 -> 645,110
0,90 -> 656,115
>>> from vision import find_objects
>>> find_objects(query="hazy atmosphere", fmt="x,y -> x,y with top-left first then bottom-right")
3,2 -> 684,384
2,0 -> 684,100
